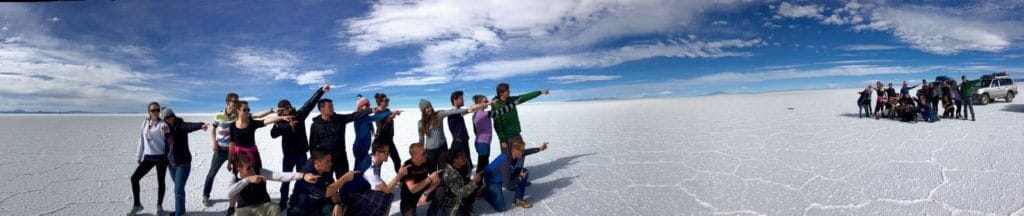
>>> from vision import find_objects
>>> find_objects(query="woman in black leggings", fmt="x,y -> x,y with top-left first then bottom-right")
129,102 -> 169,215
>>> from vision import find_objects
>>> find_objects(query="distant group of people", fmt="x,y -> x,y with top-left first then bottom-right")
129,83 -> 555,216
857,75 -> 978,122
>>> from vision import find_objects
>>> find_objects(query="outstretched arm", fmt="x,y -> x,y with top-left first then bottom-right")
513,89 -> 549,105
183,122 -> 207,133
260,116 -> 294,126
270,122 -> 289,138
297,84 -> 329,120
252,109 -> 274,118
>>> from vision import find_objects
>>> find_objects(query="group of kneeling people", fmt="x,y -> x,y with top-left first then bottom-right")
856,75 -> 979,122
235,138 -> 549,216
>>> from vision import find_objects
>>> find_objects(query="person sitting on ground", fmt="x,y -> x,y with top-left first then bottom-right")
342,139 -> 410,216
885,83 -> 898,119
287,149 -> 360,216
481,138 -> 550,211
440,150 -> 484,216
227,154 -> 319,216
400,143 -> 441,216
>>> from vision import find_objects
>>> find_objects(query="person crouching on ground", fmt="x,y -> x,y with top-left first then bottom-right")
287,149 -> 360,216
481,138 -> 550,211
227,154 -> 319,216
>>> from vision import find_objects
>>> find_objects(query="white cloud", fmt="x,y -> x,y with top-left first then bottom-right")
294,69 -> 336,86
776,1 -> 1022,55
837,44 -> 901,51
776,2 -> 824,19
344,0 -> 748,88
548,75 -> 622,84
712,20 -> 729,25
0,6 -> 176,112
461,38 -> 762,81
238,96 -> 260,101
49,17 -> 59,22
855,7 -> 1014,55
227,47 -> 336,86
550,64 -> 1022,101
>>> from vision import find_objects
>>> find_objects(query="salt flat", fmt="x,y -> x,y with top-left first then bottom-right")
1,88 -> 1023,215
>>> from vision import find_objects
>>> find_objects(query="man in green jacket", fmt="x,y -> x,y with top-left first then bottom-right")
490,83 -> 549,162
960,75 -> 978,121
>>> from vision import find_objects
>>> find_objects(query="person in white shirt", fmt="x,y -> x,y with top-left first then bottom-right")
128,102 -> 170,215
226,154 -> 319,216
344,139 -> 410,215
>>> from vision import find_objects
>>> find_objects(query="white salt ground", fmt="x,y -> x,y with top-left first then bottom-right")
1,88 -> 1023,215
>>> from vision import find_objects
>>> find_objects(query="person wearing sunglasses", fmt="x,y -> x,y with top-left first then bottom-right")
128,102 -> 171,215
160,107 -> 209,216
203,92 -> 272,212
226,101 -> 295,188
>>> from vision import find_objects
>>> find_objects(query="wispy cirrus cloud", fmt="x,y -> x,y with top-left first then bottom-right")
548,75 -> 622,84
226,46 -> 336,86
774,1 -> 1024,55
0,5 -> 176,112
342,0 -> 752,89
461,38 -> 762,81
837,44 -> 901,51
550,63 -> 1023,101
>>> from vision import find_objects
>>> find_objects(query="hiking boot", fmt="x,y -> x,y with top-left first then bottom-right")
512,199 -> 532,208
126,205 -> 143,216
156,205 -> 164,215
202,196 -> 210,207
226,207 -> 235,216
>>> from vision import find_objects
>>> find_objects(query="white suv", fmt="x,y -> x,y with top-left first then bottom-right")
974,72 -> 1017,105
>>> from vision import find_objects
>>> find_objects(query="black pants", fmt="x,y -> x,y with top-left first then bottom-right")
131,157 -> 168,207
450,140 -> 473,174
279,152 -> 307,209
384,139 -> 402,173
330,151 -> 349,179
426,147 -> 447,172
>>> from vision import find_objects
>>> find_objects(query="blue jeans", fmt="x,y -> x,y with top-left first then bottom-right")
483,169 -> 529,212
482,183 -> 507,212
962,97 -> 975,120
279,153 -> 307,209
510,168 -> 529,199
203,147 -> 229,198
475,141 -> 490,172
169,165 -> 190,216
857,102 -> 871,118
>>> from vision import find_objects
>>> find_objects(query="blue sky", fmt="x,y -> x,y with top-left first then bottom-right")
1,1 -> 1022,113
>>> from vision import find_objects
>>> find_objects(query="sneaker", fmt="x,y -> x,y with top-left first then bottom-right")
512,199 -> 532,208
126,205 -> 144,216
202,196 -> 210,207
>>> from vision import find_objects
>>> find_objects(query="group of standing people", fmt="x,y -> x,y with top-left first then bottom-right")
857,75 -> 978,122
128,83 -> 554,216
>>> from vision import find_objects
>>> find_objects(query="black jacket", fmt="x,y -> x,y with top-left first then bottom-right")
374,108 -> 395,143
309,109 -> 372,154
446,112 -> 470,143
166,118 -> 204,166
271,88 -> 325,155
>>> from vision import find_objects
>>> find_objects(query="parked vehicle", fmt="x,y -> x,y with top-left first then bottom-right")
974,72 -> 1017,105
